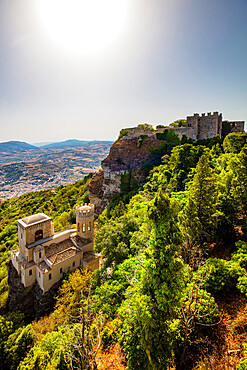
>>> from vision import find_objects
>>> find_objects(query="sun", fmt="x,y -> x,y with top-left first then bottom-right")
36,0 -> 130,55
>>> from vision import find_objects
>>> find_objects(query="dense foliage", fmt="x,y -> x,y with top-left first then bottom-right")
1,131 -> 247,369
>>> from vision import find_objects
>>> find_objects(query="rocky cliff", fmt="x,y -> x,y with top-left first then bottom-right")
7,260 -> 62,322
88,133 -> 164,213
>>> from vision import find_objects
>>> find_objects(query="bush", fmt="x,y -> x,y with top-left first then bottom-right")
203,258 -> 247,296
118,129 -> 130,139
137,135 -> 148,148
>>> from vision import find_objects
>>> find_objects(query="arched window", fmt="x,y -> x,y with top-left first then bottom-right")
83,224 -> 86,232
88,222 -> 91,231
35,229 -> 43,242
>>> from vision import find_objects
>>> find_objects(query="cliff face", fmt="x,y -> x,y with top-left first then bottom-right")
7,260 -> 62,322
88,134 -> 163,213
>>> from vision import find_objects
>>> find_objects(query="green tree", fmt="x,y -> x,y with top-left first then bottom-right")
137,123 -> 155,132
223,132 -> 247,153
95,215 -> 139,267
0,312 -> 24,369
169,119 -> 187,127
5,324 -> 34,370
18,329 -> 69,370
179,154 -> 217,252
231,147 -> 247,218
120,192 -> 185,369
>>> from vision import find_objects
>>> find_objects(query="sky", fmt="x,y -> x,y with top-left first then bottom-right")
0,0 -> 247,143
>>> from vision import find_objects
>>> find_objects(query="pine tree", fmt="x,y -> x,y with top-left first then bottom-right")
179,154 -> 217,249
120,192 -> 185,369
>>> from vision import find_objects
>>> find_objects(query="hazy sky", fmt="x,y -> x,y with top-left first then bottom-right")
0,0 -> 247,143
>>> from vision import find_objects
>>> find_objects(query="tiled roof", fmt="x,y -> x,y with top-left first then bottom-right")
83,251 -> 99,262
72,235 -> 92,249
20,260 -> 35,269
48,248 -> 78,265
45,238 -> 82,265
45,239 -> 74,258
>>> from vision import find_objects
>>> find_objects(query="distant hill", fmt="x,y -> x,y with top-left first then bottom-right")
32,142 -> 53,147
41,139 -> 113,149
0,141 -> 38,151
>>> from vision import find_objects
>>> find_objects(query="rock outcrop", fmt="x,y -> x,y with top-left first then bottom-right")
7,260 -> 62,322
88,133 -> 164,213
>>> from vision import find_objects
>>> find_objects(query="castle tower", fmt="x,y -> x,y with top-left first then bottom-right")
75,203 -> 95,240
186,113 -> 199,140
17,214 -> 54,262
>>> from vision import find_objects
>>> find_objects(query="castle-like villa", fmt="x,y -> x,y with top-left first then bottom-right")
125,112 -> 244,140
11,203 -> 99,293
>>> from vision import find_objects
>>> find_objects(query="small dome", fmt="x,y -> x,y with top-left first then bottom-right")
22,213 -> 49,226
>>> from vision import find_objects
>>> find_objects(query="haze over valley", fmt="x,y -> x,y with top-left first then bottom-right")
0,140 -> 112,200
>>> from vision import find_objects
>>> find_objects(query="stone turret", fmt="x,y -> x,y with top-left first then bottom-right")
186,112 -> 223,140
17,214 -> 54,262
76,203 -> 95,240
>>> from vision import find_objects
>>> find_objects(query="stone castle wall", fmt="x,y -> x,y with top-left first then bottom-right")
125,112 -> 244,141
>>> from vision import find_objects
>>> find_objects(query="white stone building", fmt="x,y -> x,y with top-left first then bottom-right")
11,203 -> 99,293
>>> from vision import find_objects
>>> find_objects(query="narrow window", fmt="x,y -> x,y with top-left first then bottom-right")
88,222 -> 91,231
21,233 -> 23,239
60,267 -> 63,274
39,272 -> 41,278
83,224 -> 86,232
35,229 -> 43,242
78,223 -> 80,232
29,269 -> 32,276
73,261 -> 75,267
49,273 -> 52,280
39,251 -> 41,259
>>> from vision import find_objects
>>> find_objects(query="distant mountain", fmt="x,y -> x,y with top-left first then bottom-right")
0,141 -> 38,151
32,142 -> 54,147
41,139 -> 113,149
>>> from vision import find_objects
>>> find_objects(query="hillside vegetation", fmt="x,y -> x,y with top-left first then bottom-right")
0,132 -> 247,369
0,174 -> 92,307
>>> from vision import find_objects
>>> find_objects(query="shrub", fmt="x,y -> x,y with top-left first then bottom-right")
118,129 -> 130,139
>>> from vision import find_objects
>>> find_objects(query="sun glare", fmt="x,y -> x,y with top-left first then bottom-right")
36,0 -> 129,55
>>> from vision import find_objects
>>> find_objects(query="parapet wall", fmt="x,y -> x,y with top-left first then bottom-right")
75,203 -> 95,218
123,127 -> 155,138
228,121 -> 245,133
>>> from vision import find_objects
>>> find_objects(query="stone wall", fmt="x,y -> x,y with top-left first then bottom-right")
7,260 -> 62,322
229,121 -> 245,133
186,112 -> 223,140
197,112 -> 222,140
124,127 -> 155,137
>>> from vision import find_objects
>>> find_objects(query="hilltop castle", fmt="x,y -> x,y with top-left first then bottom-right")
10,203 -> 99,293
124,112 -> 245,140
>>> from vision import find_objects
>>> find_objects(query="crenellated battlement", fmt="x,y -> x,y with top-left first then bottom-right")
75,203 -> 95,217
76,203 -> 94,239
120,112 -> 244,144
